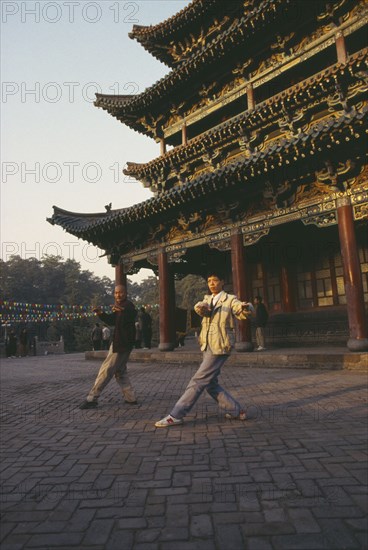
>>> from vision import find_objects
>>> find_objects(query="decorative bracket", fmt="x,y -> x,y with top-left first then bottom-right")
207,231 -> 232,251
166,244 -> 187,263
242,229 -> 270,246
302,211 -> 337,227
147,252 -> 158,266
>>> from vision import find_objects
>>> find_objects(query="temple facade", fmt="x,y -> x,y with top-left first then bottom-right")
49,0 -> 368,352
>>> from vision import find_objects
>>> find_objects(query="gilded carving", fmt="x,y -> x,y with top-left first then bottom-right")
217,202 -> 240,223
315,160 -> 357,192
303,211 -> 337,227
168,14 -> 231,66
166,226 -> 188,243
122,258 -> 135,272
208,239 -> 231,252
232,59 -> 254,78
278,107 -> 308,134
250,52 -> 286,79
147,252 -> 158,266
353,165 -> 368,187
270,33 -> 296,53
203,215 -> 217,232
243,229 -> 270,246
353,203 -> 368,220
317,0 -> 347,21
166,243 -> 187,262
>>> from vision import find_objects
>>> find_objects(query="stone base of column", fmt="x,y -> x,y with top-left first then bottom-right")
158,342 -> 176,352
347,338 -> 368,352
235,342 -> 254,352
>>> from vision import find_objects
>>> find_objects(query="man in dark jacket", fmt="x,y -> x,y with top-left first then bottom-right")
254,295 -> 268,351
79,285 -> 137,409
91,323 -> 102,350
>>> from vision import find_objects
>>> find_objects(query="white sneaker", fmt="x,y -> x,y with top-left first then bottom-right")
154,415 -> 183,428
225,410 -> 246,421
256,346 -> 265,351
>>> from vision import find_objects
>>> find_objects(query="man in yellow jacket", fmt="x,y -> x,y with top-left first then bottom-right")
155,271 -> 252,427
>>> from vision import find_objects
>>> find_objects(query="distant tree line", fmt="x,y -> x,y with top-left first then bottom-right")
0,256 -> 207,352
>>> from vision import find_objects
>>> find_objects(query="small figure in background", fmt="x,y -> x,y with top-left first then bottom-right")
19,328 -> 29,357
253,295 -> 269,351
6,330 -> 17,358
134,319 -> 142,349
176,332 -> 186,348
91,323 -> 102,351
102,325 -> 111,350
140,307 -> 152,349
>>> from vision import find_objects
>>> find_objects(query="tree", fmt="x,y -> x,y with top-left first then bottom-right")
0,255 -> 114,352
176,274 -> 207,309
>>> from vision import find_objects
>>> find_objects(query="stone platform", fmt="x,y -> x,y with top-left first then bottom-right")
86,341 -> 368,371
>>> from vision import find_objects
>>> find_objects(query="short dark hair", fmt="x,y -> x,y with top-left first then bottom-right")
206,270 -> 225,281
255,295 -> 263,302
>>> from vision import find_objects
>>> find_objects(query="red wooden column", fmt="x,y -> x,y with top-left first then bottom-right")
231,232 -> 253,351
337,197 -> 368,351
182,123 -> 188,145
247,85 -> 256,111
335,31 -> 348,64
158,249 -> 176,351
280,264 -> 296,312
115,264 -> 127,287
160,138 -> 166,156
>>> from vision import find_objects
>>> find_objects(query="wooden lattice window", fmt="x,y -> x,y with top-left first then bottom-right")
267,266 -> 281,312
251,262 -> 263,301
359,245 -> 368,303
296,264 -> 314,308
334,251 -> 347,305
315,255 -> 334,307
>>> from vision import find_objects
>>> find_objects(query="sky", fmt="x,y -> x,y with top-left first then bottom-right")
1,0 -> 190,282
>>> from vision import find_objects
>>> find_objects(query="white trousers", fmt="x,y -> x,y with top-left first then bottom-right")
87,346 -> 136,403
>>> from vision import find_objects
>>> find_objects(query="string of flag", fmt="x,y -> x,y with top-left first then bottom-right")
0,300 -> 159,324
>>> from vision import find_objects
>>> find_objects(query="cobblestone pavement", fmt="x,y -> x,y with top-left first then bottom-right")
1,354 -> 367,550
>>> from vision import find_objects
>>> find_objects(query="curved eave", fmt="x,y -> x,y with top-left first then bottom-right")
49,106 -> 367,246
93,0 -> 285,135
129,0 -> 200,40
122,48 -> 368,183
129,0 -> 243,67
47,206 -> 130,236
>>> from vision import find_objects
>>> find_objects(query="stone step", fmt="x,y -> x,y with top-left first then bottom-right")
85,348 -> 368,371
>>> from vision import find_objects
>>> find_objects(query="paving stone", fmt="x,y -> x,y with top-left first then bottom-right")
159,527 -> 189,541
0,534 -> 32,550
105,529 -> 134,550
243,521 -> 296,536
247,538 -> 273,550
135,528 -> 161,543
190,514 -> 213,537
161,542 -> 214,550
271,533 -> 327,549
288,508 -> 321,533
216,524 -> 244,549
312,505 -> 364,519
143,503 -> 166,516
264,507 -> 287,522
27,532 -> 84,547
117,517 -> 147,529
82,518 -> 114,545
1,354 -> 367,549
66,508 -> 95,531
29,520 -> 68,533
133,544 -> 159,550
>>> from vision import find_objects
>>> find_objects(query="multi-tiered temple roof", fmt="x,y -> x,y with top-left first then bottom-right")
49,0 -> 368,273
